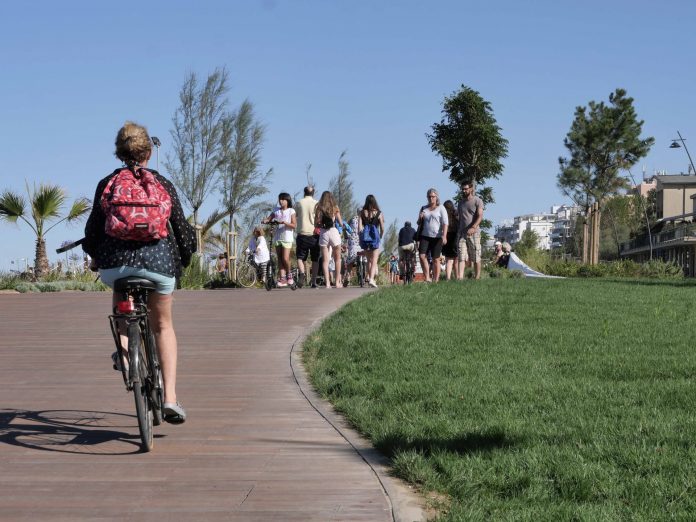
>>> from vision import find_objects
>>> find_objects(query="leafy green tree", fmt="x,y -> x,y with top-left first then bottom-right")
557,88 -> 654,252
218,99 -> 273,235
381,219 -> 399,258
600,190 -> 659,259
0,184 -> 90,278
427,85 -> 508,206
514,229 -> 540,260
165,68 -> 229,226
329,151 -> 357,219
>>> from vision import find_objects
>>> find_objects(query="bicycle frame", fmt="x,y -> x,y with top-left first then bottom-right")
108,290 -> 152,390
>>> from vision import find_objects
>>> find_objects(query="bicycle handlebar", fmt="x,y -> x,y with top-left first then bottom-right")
56,238 -> 84,254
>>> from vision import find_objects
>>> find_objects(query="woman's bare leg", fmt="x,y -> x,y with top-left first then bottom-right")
275,245 -> 286,279
334,246 -> 343,288
148,293 -> 178,405
321,245 -> 331,288
420,253 -> 431,282
281,247 -> 291,279
433,258 -> 442,282
369,249 -> 379,282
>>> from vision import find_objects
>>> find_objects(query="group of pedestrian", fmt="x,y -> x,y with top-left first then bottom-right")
258,186 -> 385,289
399,180 -> 484,282
246,179 -> 483,288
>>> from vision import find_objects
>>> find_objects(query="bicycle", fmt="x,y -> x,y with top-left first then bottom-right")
400,246 -> 417,285
57,239 -> 163,452
109,277 -> 164,451
235,252 -> 258,288
355,251 -> 368,287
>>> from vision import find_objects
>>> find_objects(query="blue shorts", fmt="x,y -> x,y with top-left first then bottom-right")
99,267 -> 176,295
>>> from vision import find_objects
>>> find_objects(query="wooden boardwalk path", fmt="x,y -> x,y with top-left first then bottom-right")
0,289 -> 423,521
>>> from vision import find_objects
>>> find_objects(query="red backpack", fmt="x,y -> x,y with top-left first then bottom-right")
100,168 -> 172,241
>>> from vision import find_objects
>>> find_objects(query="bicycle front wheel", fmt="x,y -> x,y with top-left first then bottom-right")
236,262 -> 257,288
128,322 -> 154,452
265,263 -> 274,291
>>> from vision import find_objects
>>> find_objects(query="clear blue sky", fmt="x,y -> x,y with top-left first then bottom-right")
1,0 -> 694,270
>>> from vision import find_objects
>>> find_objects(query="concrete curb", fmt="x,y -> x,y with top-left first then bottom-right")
290,307 -> 426,522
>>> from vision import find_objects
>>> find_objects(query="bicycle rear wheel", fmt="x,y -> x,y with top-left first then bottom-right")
128,322 -> 154,452
236,262 -> 257,288
146,328 -> 163,426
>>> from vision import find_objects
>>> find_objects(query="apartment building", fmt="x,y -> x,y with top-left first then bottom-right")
620,174 -> 696,276
495,205 -> 580,250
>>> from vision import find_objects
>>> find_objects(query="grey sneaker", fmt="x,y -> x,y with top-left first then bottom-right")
163,402 -> 187,424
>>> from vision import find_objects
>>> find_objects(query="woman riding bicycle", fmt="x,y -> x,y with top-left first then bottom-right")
82,122 -> 196,424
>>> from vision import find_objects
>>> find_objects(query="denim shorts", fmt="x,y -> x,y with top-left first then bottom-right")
99,266 -> 176,295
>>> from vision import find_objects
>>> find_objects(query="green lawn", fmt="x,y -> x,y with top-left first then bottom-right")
303,278 -> 696,521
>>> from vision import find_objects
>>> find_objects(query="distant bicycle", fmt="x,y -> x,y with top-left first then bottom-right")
401,247 -> 417,285
235,252 -> 258,288
355,251 -> 368,287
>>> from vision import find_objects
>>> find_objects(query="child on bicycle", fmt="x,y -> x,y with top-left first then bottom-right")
248,226 -> 270,282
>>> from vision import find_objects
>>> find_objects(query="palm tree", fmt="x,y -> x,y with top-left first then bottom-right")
0,183 -> 91,278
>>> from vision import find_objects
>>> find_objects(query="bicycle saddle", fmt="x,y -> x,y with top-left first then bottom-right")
114,277 -> 159,292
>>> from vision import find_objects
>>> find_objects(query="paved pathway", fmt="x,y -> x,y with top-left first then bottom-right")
0,288 -> 423,521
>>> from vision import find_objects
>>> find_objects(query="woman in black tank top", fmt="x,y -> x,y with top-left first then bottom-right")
358,194 -> 384,288
315,191 -> 344,288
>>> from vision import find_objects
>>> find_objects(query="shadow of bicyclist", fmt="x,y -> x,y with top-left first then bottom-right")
0,409 -> 164,455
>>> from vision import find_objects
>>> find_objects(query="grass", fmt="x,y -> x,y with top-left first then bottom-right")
303,278 -> 696,521
0,270 -> 108,292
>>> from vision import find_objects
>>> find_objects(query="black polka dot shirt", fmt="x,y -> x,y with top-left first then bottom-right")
83,168 -> 198,278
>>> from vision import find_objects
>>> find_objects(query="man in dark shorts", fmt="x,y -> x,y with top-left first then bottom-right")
294,186 -> 320,287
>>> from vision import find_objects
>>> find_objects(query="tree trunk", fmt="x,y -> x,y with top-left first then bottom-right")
593,206 -> 601,265
582,213 -> 590,264
34,236 -> 49,279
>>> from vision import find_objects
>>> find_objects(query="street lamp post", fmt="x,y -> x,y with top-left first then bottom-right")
151,136 -> 161,170
670,131 -> 696,175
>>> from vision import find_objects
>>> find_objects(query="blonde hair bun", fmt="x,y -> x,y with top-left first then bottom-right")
115,121 -> 152,166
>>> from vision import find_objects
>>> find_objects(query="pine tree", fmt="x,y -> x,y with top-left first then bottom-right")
329,151 -> 357,218
557,88 -> 654,260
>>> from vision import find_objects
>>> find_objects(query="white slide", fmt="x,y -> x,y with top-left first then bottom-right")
507,253 -> 564,278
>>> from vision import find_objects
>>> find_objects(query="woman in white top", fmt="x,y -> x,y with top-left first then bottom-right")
417,188 -> 448,283
262,192 -> 296,287
248,226 -> 270,282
